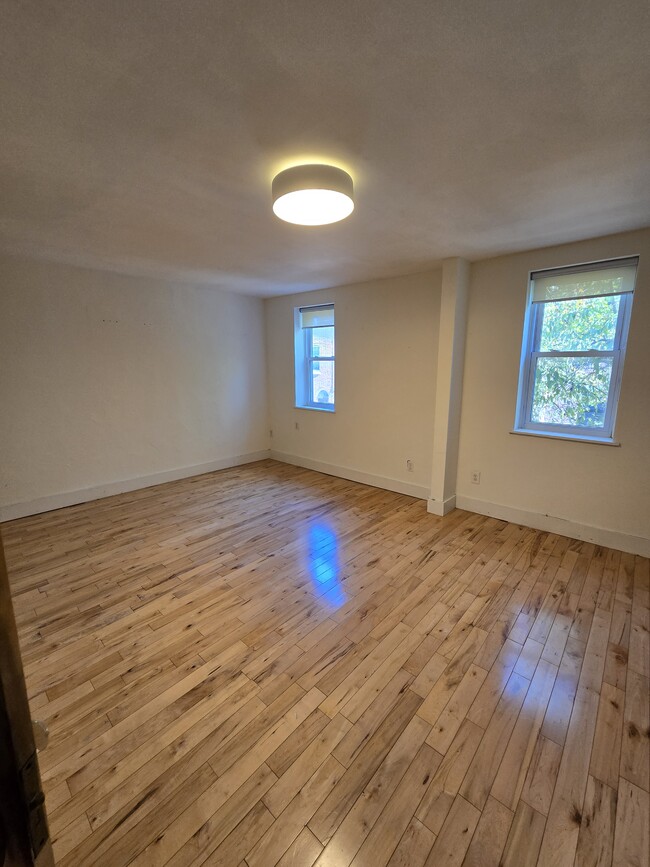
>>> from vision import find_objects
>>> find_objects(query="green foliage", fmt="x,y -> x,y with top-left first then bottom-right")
532,357 -> 612,427
532,295 -> 619,427
539,294 -> 619,351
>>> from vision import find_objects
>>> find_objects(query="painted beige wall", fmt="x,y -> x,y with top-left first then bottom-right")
0,255 -> 269,515
457,228 -> 650,543
265,271 -> 440,497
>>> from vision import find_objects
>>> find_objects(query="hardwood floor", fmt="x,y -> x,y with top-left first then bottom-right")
3,459 -> 649,867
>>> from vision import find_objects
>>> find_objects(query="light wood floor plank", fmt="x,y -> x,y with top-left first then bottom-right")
2,459 -> 646,867
613,777 -> 649,867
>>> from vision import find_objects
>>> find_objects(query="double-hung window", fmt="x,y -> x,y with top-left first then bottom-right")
295,304 -> 335,411
515,257 -> 637,442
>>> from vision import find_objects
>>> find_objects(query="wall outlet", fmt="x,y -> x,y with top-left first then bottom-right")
471,471 -> 481,484
406,459 -> 414,472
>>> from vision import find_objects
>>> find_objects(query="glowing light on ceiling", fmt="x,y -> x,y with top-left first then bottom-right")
272,164 -> 354,226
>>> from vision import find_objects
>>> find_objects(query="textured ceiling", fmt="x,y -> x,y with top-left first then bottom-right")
1,0 -> 649,296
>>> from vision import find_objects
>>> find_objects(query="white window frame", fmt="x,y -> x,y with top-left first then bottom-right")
514,257 -> 637,443
294,304 -> 335,412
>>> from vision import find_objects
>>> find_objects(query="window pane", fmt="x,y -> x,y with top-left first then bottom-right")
311,360 -> 335,406
311,326 -> 335,358
538,295 -> 620,351
531,356 -> 613,428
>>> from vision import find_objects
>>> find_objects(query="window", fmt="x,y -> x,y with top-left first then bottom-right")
515,257 -> 637,442
295,304 -> 335,411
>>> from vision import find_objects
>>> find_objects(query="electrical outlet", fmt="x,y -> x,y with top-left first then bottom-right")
406,459 -> 414,472
471,471 -> 481,485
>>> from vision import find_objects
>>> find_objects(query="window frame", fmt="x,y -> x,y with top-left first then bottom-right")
294,304 -> 336,412
514,258 -> 636,443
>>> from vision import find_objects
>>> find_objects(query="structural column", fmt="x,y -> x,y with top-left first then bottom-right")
428,257 -> 470,515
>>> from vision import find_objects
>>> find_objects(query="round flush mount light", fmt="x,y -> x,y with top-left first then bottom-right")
272,164 -> 354,226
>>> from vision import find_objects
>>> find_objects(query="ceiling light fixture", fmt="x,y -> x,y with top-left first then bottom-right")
272,164 -> 354,226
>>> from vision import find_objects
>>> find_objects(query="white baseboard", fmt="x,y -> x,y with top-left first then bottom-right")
456,494 -> 650,558
270,450 -> 429,500
0,450 -> 271,522
6,454 -> 644,557
427,496 -> 457,516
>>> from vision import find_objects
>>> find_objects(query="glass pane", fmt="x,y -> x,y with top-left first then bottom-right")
538,295 -> 620,351
311,360 -> 335,406
310,326 -> 335,358
531,356 -> 613,428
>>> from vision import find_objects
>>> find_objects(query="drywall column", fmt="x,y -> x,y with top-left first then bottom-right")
428,257 -> 470,515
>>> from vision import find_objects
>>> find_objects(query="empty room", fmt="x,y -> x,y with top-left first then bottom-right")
0,2 -> 649,866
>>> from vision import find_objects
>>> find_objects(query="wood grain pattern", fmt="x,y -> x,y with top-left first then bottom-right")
3,459 -> 648,866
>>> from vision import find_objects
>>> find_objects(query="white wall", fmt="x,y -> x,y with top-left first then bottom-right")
0,255 -> 269,518
456,228 -> 650,552
265,271 -> 440,498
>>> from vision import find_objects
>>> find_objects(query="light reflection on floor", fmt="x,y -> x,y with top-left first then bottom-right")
306,524 -> 347,609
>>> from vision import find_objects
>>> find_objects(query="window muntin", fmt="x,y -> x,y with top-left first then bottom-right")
295,304 -> 335,411
515,258 -> 637,440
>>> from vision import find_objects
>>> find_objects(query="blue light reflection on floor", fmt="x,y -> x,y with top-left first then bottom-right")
306,524 -> 346,609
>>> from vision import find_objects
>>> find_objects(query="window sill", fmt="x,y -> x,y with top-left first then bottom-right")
510,429 -> 620,446
295,404 -> 336,414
